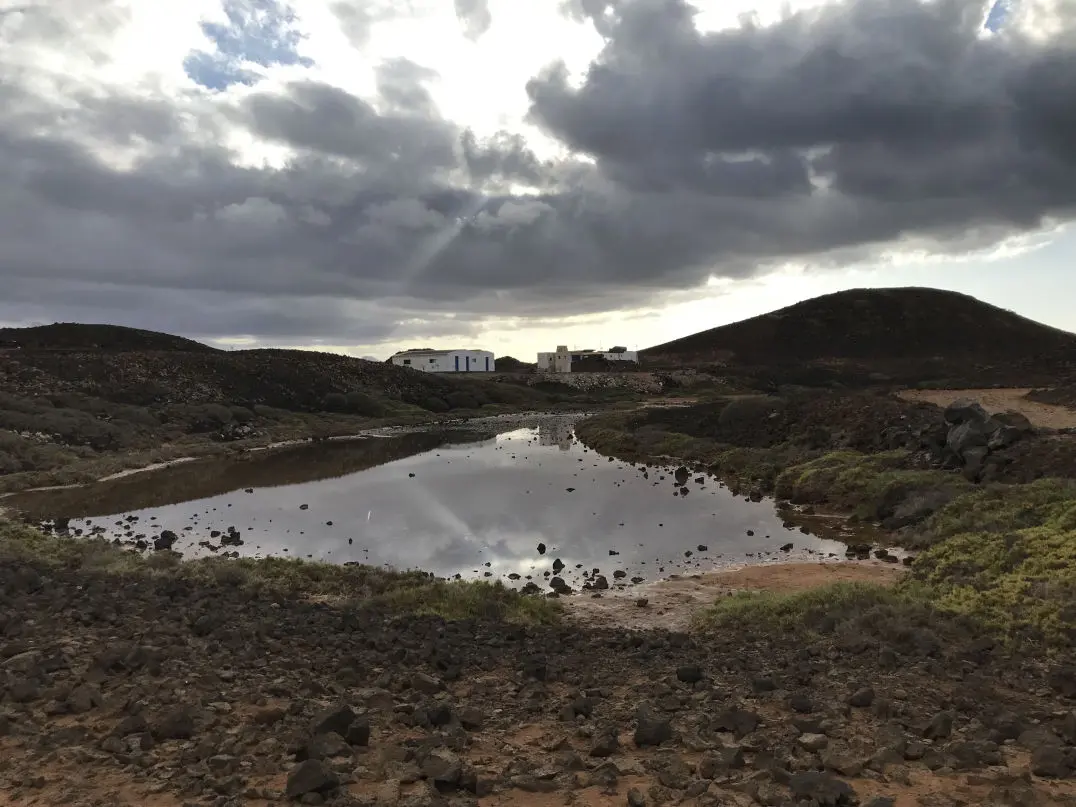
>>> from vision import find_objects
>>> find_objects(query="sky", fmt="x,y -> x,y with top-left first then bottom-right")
0,0 -> 1074,360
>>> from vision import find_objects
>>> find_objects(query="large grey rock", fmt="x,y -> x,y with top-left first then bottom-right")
944,399 -> 989,425
946,418 -> 996,455
994,409 -> 1034,432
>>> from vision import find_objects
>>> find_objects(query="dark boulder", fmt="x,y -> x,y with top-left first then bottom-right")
286,759 -> 338,799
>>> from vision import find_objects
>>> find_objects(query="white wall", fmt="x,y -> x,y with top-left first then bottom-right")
537,350 -> 572,372
392,350 -> 494,373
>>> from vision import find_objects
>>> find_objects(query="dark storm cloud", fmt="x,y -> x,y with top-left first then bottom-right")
530,0 -> 1076,220
2,0 -> 1076,344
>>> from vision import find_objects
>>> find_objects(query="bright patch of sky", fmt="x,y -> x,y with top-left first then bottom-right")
984,0 -> 1013,31
184,0 -> 314,90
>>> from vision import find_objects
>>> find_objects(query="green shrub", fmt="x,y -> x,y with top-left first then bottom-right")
344,391 -> 386,417
445,392 -> 480,410
230,406 -> 255,423
421,396 -> 449,413
323,392 -> 348,412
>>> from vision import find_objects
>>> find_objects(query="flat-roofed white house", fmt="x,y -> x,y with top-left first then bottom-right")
536,345 -> 639,372
389,348 -> 495,373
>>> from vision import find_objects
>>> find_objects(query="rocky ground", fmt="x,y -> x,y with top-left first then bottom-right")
4,551 -> 1076,807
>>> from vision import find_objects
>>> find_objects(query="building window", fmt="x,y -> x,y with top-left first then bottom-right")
403,359 -> 411,365
429,358 -> 436,363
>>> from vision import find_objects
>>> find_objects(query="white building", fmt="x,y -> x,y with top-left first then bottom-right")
536,345 -> 639,372
389,348 -> 495,373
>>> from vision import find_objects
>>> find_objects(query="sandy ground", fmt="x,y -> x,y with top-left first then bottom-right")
899,387 -> 1076,429
567,560 -> 906,632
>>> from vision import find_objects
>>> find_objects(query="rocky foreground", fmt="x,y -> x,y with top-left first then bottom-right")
4,552 -> 1076,807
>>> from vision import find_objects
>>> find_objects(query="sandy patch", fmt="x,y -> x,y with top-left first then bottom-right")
899,387 -> 1076,429
567,560 -> 905,631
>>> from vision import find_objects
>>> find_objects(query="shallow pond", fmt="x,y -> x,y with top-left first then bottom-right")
8,416 -> 847,588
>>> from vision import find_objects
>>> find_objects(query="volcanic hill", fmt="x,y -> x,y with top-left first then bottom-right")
643,287 -> 1076,387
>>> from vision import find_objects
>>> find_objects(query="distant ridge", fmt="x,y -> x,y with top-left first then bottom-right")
643,287 -> 1076,364
0,323 -> 219,353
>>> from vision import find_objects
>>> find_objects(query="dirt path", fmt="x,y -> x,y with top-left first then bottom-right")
568,560 -> 906,631
899,387 -> 1076,429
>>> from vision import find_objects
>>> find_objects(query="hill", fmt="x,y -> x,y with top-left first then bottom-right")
643,287 -> 1076,386
0,324 -> 558,490
0,322 -> 219,353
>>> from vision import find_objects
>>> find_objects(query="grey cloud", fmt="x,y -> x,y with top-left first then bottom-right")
237,80 -> 459,183
330,0 -> 428,48
375,58 -> 440,114
453,0 -> 492,40
2,0 -> 1076,345
460,130 -> 556,188
525,0 -> 1076,261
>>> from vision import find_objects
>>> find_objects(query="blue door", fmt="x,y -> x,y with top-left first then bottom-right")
454,355 -> 459,371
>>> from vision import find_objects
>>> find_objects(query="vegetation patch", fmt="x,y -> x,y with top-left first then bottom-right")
0,519 -> 559,624
579,405 -> 1076,649
906,479 -> 1076,646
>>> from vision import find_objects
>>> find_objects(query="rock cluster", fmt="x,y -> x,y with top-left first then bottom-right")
941,398 -> 1034,481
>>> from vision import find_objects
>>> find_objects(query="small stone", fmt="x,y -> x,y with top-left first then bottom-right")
421,749 -> 462,785
459,707 -> 485,731
634,706 -> 673,747
311,704 -> 357,737
590,732 -> 620,758
152,706 -> 196,741
286,759 -> 338,799
789,771 -> 857,804
299,732 -> 351,761
1031,744 -> 1071,778
67,684 -> 102,714
924,711 -> 954,741
345,719 -> 371,747
798,733 -> 829,752
676,665 -> 703,684
627,786 -> 647,807
848,687 -> 875,708
752,677 -> 777,693
635,598 -> 649,608
411,673 -> 444,695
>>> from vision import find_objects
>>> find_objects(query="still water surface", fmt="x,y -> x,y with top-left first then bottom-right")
15,417 -> 846,586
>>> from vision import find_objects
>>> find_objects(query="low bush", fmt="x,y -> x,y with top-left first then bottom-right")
421,396 -> 449,413
0,519 -> 560,624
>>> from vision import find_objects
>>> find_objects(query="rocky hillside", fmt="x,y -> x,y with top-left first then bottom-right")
643,288 -> 1076,386
0,326 -> 536,414
0,323 -> 218,353
0,324 -> 552,490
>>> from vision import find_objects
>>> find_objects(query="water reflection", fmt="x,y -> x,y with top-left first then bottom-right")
539,419 -> 573,450
14,418 -> 847,588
